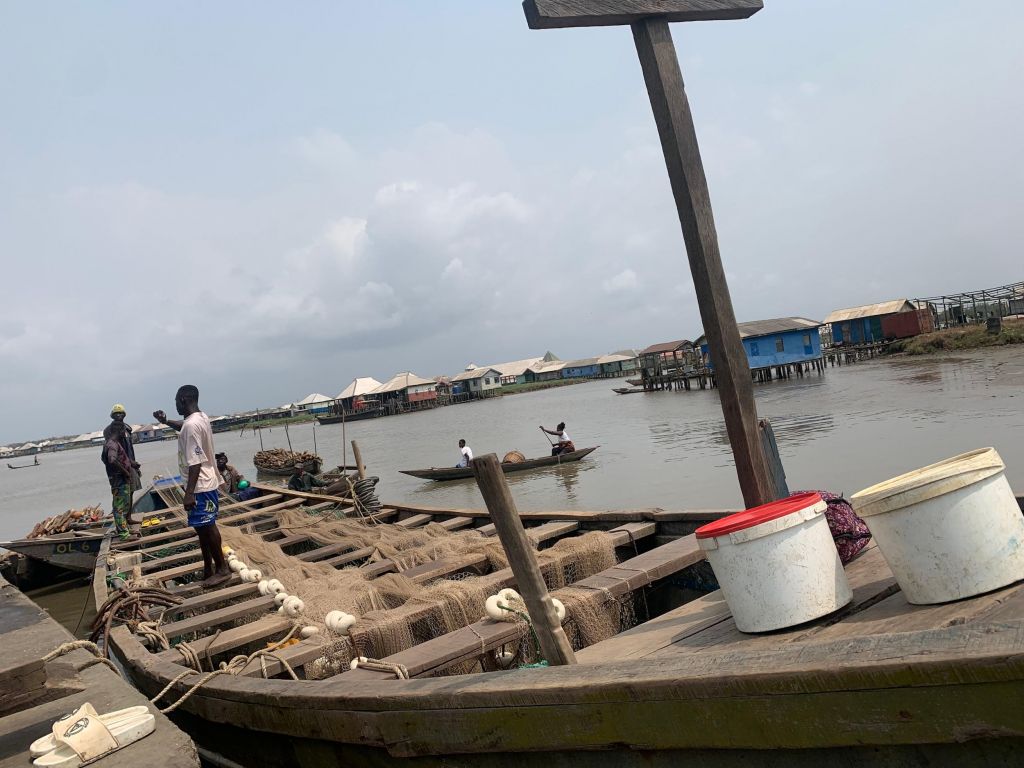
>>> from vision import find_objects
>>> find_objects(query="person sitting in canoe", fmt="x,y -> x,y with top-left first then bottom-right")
456,439 -> 474,468
541,422 -> 575,456
288,463 -> 330,493
217,452 -> 258,500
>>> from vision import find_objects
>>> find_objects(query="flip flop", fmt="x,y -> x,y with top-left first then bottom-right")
29,705 -> 149,758
33,706 -> 155,767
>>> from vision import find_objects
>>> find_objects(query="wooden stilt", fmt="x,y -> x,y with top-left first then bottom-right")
471,454 -> 577,666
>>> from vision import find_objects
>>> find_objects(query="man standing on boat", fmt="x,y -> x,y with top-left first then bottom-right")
102,422 -> 138,542
456,439 -> 473,468
541,423 -> 574,456
153,385 -> 230,587
108,403 -> 140,481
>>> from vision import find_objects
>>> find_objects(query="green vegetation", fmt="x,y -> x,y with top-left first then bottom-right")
887,318 -> 1024,356
499,378 -> 592,396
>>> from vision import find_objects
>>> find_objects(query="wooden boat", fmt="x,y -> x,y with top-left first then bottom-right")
612,387 -> 644,394
90,488 -> 1024,767
7,460 -> 40,469
400,446 -> 599,481
316,408 -> 384,425
625,377 -> 643,387
1,531 -> 107,572
255,457 -> 323,477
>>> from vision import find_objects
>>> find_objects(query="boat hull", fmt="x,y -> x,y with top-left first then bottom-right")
1,532 -> 106,573
400,446 -> 599,481
316,410 -> 384,425
255,459 -> 323,477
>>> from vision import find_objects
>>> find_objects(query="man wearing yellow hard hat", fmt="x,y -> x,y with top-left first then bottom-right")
102,403 -> 141,540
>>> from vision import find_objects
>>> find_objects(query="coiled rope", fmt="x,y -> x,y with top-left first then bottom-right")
90,584 -> 183,657
150,624 -> 302,714
349,657 -> 410,679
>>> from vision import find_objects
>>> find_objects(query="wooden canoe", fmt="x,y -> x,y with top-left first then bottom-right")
0,531 -> 107,573
316,409 -> 384,425
612,387 -> 644,394
92,491 -> 1024,767
400,446 -> 599,481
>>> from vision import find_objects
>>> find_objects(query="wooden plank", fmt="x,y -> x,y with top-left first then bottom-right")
160,595 -> 277,640
632,16 -> 774,507
136,497 -> 299,547
579,544 -> 896,663
154,615 -> 293,665
395,513 -> 434,528
155,582 -> 259,621
523,0 -> 763,29
249,482 -> 355,508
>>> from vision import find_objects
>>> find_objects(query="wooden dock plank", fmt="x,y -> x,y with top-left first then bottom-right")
578,544 -> 896,664
154,615 -> 293,665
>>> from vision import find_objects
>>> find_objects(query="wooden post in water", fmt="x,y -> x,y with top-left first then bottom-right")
523,0 -> 776,509
758,418 -> 788,501
472,453 -> 577,666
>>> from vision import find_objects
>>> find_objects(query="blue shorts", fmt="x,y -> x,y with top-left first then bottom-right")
188,490 -> 219,528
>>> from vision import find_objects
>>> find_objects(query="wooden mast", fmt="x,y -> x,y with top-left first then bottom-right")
522,0 -> 776,508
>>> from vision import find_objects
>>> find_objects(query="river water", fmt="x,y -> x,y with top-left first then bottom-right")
3,347 -> 1022,542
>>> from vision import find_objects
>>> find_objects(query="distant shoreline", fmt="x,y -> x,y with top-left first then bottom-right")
885,317 -> 1024,356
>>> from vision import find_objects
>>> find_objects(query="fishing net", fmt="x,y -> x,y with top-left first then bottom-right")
196,519 -> 623,679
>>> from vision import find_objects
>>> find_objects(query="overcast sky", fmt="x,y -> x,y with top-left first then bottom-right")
1,1 -> 1021,443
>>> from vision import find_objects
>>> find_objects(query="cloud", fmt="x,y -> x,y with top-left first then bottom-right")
292,129 -> 356,169
602,268 -> 639,294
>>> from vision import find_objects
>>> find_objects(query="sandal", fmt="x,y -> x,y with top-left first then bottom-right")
29,704 -> 149,758
32,703 -> 154,766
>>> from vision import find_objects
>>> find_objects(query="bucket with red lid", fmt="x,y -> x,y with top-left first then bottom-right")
695,492 -> 853,633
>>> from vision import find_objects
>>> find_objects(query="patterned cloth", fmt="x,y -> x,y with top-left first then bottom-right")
793,489 -> 872,564
109,476 -> 131,538
188,489 -> 220,528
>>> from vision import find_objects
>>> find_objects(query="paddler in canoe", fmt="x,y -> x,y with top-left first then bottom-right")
540,422 -> 575,456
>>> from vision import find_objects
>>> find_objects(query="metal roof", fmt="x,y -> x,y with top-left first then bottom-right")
336,377 -> 383,399
294,393 -> 334,406
640,339 -> 693,355
737,317 -> 822,338
823,300 -> 915,324
477,357 -> 543,377
452,367 -> 502,382
373,372 -> 436,394
597,352 -> 636,364
563,357 -> 600,368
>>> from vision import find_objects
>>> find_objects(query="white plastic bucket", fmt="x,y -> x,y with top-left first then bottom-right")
696,493 -> 852,633
851,447 -> 1024,605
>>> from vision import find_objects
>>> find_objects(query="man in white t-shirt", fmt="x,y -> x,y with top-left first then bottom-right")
153,384 -> 230,587
456,439 -> 474,468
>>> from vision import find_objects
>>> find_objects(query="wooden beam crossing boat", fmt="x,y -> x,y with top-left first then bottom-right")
400,446 -> 599,481
89,489 -> 1024,767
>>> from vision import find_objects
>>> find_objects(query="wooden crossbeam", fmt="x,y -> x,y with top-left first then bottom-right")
523,0 -> 762,29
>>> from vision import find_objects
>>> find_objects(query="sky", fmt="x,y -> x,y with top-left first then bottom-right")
1,1 -> 1022,443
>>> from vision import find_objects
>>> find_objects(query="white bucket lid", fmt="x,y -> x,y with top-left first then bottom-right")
850,447 -> 1005,518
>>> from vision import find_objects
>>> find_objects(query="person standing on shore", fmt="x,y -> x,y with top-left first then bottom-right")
456,439 -> 473,468
541,422 -> 574,456
102,422 -> 138,542
154,385 -> 229,587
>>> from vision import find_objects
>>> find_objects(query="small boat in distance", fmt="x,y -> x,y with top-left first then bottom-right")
316,408 -> 385,425
612,387 -> 644,395
400,446 -> 599,482
7,456 -> 40,469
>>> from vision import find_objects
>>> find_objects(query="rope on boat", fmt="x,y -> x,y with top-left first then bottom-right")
151,624 -> 302,714
90,584 -> 183,658
349,657 -> 410,679
346,476 -> 382,519
42,640 -> 122,677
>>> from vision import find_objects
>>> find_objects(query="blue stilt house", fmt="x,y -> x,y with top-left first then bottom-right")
698,317 -> 823,370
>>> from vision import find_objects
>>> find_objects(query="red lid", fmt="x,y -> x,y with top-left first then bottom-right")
695,492 -> 824,539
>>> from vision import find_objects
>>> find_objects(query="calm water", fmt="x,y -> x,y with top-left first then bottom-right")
2,346 -> 1023,541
